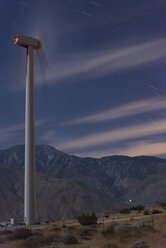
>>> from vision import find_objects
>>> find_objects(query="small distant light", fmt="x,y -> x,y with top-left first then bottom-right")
129,199 -> 132,202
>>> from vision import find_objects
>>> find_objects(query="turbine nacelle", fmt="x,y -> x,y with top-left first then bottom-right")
14,35 -> 42,49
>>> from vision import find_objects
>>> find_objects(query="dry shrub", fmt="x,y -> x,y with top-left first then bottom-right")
102,226 -> 142,242
61,234 -> 77,244
130,240 -> 149,248
47,232 -> 61,242
50,226 -> 61,232
0,230 -> 12,235
77,226 -> 93,239
0,237 -> 5,244
8,228 -> 32,240
77,212 -> 97,226
116,227 -> 141,242
17,235 -> 53,248
102,243 -> 120,248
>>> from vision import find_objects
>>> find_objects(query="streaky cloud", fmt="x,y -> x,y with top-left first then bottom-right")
56,118 -> 166,151
61,96 -> 166,126
36,37 -> 166,85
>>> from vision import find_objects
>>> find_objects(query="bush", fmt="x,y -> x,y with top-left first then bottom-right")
45,220 -> 50,224
19,222 -> 25,226
18,235 -> 52,248
77,212 -> 97,226
47,232 -> 61,241
102,226 -> 141,242
115,227 -> 141,242
101,225 -> 115,236
8,228 -> 32,240
77,226 -> 93,238
35,222 -> 41,225
49,225 -> 61,232
61,234 -> 77,244
130,240 -> 149,248
144,210 -> 150,215
87,224 -> 97,231
142,225 -> 154,232
0,237 -> 5,244
50,226 -> 61,232
0,230 -> 12,235
63,226 -> 75,232
102,243 -> 120,248
151,209 -> 163,214
130,205 -> 145,212
32,230 -> 43,236
120,208 -> 130,214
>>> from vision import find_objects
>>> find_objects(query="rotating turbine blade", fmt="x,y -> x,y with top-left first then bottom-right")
36,30 -> 48,76
35,31 -> 50,116
36,48 -> 48,76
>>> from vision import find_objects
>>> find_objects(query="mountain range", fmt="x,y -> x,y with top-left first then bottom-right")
0,144 -> 166,221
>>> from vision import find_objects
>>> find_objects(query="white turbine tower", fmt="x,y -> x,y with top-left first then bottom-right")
14,35 -> 42,225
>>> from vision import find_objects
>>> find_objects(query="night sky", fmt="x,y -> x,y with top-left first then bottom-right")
1,0 -> 166,158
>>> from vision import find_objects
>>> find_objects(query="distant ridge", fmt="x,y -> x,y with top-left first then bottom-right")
0,144 -> 166,220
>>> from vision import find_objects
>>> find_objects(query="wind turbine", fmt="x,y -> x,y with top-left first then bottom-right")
14,35 -> 42,225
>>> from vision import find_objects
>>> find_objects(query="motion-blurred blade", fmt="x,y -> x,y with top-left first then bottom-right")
36,30 -> 48,75
36,48 -> 48,76
36,30 -> 50,117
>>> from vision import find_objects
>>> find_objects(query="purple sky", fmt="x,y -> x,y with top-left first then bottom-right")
1,0 -> 166,158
